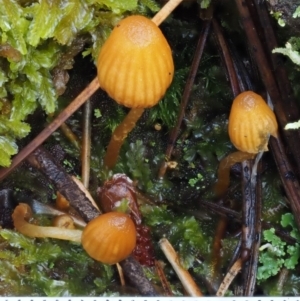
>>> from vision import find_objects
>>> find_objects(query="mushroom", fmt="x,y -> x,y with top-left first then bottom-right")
214,91 -> 278,196
12,203 -> 136,265
0,0 -> 188,181
12,203 -> 82,242
97,15 -> 174,169
81,211 -> 136,265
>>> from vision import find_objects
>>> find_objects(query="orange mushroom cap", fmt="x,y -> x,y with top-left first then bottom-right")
97,15 -> 174,109
81,211 -> 136,265
228,91 -> 278,153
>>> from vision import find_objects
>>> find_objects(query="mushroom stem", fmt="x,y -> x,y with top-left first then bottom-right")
214,151 -> 255,197
104,108 -> 145,169
12,203 -> 82,243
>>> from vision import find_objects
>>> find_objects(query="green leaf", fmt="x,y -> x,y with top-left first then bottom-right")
0,136 -> 18,166
281,212 -> 300,240
285,244 -> 300,269
125,140 -> 153,191
54,0 -> 94,45
273,43 -> 300,66
0,229 -> 34,249
139,0 -> 160,12
257,252 -> 284,280
293,6 -> 300,18
27,0 -> 61,47
0,0 -> 28,54
91,0 -> 138,13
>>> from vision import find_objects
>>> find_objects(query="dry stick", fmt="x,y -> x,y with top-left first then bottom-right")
159,238 -> 203,296
81,99 -> 92,188
269,135 -> 300,230
216,258 -> 243,296
60,122 -> 81,150
212,18 -> 240,97
243,159 -> 262,295
235,0 -> 300,176
198,198 -> 297,245
151,0 -> 183,26
155,260 -> 173,296
0,0 -> 185,181
158,20 -> 211,178
0,77 -> 100,182
26,147 -> 100,223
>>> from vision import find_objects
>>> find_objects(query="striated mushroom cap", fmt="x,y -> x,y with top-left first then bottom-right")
97,15 -> 174,109
228,91 -> 278,153
81,211 -> 136,265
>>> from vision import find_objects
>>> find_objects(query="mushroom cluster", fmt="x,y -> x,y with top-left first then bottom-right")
12,203 -> 136,265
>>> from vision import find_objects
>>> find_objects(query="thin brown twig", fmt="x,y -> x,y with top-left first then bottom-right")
159,238 -> 203,296
240,159 -> 257,295
216,258 -> 243,296
212,18 -> 241,97
243,158 -> 262,295
81,99 -> 92,188
269,135 -> 300,230
158,20 -> 211,178
155,260 -> 173,296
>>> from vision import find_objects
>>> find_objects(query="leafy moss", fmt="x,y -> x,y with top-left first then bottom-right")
0,0 -> 157,167
0,229 -> 114,296
141,204 -> 207,269
258,213 -> 300,281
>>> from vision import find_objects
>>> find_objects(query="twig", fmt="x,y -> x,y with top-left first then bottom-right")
240,159 -> 257,295
212,18 -> 240,97
269,135 -> 300,230
119,256 -> 158,296
155,260 -> 173,296
159,238 -> 203,296
216,258 -> 242,296
158,20 -> 211,178
60,122 -> 81,150
152,0 -> 184,26
243,158 -> 262,295
26,146 -> 100,222
81,99 -> 92,188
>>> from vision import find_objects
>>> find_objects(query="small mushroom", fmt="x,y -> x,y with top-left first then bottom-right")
214,91 -> 278,196
12,203 -> 82,242
12,204 -> 136,265
98,15 -> 174,169
81,211 -> 137,265
228,91 -> 278,153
